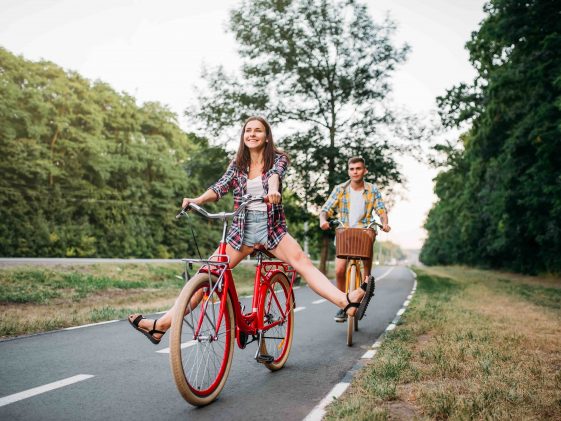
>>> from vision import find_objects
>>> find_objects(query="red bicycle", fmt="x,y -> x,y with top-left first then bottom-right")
170,196 -> 296,406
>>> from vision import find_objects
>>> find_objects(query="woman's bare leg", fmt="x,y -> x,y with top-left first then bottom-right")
128,243 -> 253,338
270,234 -> 365,315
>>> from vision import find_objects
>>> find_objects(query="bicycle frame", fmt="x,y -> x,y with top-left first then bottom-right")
179,197 -> 296,348
344,258 -> 363,292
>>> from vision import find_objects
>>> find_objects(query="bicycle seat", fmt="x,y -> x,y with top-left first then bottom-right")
250,244 -> 276,259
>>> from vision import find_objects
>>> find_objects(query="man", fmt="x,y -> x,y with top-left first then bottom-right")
319,156 -> 391,322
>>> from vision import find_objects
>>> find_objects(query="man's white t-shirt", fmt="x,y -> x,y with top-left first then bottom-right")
349,188 -> 365,228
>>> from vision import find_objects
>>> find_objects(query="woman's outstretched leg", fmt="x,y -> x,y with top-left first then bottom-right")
128,244 -> 253,343
271,234 -> 365,315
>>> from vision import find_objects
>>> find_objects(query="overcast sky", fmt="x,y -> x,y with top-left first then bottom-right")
0,0 -> 487,249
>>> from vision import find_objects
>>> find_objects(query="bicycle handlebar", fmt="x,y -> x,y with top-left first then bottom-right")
176,195 -> 269,220
328,219 -> 383,230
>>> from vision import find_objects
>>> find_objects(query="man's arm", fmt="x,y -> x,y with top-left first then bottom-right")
319,185 -> 340,230
372,185 -> 391,232
379,211 -> 390,232
319,211 -> 330,230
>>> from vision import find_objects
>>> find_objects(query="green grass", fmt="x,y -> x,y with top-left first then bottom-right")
0,263 -> 260,305
493,278 -> 561,310
325,266 -> 561,420
0,261 -> 263,337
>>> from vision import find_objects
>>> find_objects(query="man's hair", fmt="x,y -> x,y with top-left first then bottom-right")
348,156 -> 365,167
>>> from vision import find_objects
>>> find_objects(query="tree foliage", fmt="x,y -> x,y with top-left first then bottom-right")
189,0 -> 413,270
421,0 -> 561,274
192,0 -> 409,197
0,48 -> 229,257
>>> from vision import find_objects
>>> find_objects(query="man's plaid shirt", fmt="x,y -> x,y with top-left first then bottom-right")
209,153 -> 288,251
321,180 -> 386,227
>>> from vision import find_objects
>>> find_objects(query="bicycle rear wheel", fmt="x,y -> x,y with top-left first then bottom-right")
170,273 -> 235,406
259,272 -> 294,371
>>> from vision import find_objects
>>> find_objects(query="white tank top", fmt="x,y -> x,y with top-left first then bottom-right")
246,176 -> 267,211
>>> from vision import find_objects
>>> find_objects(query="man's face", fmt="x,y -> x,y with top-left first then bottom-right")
348,162 -> 367,182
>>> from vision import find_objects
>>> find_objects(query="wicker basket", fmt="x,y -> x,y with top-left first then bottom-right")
335,228 -> 376,260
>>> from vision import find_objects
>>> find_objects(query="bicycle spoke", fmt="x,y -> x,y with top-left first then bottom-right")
174,279 -> 233,394
260,274 -> 293,370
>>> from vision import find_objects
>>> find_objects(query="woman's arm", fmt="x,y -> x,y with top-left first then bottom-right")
268,153 -> 288,178
181,189 -> 219,209
208,161 -> 236,199
267,173 -> 281,204
266,154 -> 288,204
182,161 -> 235,208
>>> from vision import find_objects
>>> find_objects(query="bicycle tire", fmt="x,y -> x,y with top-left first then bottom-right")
347,264 -> 357,346
170,273 -> 235,406
260,272 -> 294,371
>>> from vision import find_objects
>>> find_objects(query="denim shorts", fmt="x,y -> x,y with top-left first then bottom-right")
242,210 -> 268,247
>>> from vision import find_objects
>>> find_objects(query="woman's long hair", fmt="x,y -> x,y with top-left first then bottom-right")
234,116 -> 289,173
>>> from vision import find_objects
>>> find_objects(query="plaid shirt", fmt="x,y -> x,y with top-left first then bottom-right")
321,180 -> 386,228
209,153 -> 289,250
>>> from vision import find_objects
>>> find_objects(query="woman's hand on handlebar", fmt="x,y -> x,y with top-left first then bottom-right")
181,190 -> 218,210
266,190 -> 281,205
381,223 -> 391,233
181,197 -> 199,210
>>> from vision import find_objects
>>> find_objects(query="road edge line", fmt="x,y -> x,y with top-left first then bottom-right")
302,268 -> 418,421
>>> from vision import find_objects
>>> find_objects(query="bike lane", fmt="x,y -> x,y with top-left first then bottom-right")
0,265 -> 414,421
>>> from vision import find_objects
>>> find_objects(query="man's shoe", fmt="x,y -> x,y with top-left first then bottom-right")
334,309 -> 347,323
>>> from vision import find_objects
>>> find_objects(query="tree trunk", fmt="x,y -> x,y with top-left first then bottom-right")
319,231 -> 330,275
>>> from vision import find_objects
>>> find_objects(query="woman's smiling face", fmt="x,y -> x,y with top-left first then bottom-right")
243,120 -> 267,151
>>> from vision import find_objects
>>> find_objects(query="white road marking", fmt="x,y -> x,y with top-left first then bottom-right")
0,374 -> 94,408
64,320 -> 118,330
361,349 -> 377,359
157,340 -> 197,354
293,286 -> 301,290
312,299 -> 327,304
374,267 -> 394,281
294,306 -> 306,312
303,382 -> 350,421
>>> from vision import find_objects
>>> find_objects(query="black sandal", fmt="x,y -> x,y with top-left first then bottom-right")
343,275 -> 375,320
128,314 -> 166,345
343,293 -> 360,315
357,275 -> 375,319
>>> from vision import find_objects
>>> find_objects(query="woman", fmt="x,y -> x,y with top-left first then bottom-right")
129,116 -> 374,344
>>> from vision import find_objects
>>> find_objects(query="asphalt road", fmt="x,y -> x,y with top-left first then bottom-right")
0,265 -> 414,421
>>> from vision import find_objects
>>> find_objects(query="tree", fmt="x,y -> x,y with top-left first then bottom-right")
189,0 -> 411,272
421,0 -> 561,273
0,47 -> 230,258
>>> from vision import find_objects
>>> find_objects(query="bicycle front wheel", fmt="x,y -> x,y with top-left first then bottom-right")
260,272 -> 294,371
170,273 -> 235,406
346,263 -> 362,346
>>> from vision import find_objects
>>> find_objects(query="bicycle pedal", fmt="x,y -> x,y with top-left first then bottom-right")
255,353 -> 274,364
